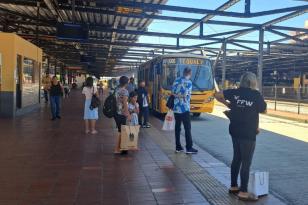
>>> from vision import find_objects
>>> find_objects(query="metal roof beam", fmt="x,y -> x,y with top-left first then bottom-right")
251,5 -> 308,17
229,42 -> 258,52
180,0 -> 240,35
115,2 -> 308,18
92,27 -> 265,44
227,9 -> 308,41
271,32 -> 308,44
0,6 -> 55,25
1,1 -> 307,33
267,28 -> 308,45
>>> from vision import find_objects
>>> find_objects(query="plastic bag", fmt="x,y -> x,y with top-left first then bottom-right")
162,110 -> 175,131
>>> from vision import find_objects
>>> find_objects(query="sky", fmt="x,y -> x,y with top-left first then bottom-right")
136,0 -> 308,51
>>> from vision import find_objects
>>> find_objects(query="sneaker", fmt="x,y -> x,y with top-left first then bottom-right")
56,116 -> 61,119
186,148 -> 198,154
51,117 -> 56,121
145,124 -> 151,128
175,147 -> 184,153
142,125 -> 147,128
120,150 -> 128,155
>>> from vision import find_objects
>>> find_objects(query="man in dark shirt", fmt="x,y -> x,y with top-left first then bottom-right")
215,72 -> 267,201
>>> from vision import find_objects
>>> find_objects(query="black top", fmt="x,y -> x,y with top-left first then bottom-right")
136,87 -> 148,108
223,87 -> 267,141
50,83 -> 62,96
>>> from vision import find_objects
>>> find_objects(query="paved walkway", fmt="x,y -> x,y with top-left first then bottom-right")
267,109 -> 308,123
0,90 -> 287,205
193,106 -> 308,205
0,91 -> 209,205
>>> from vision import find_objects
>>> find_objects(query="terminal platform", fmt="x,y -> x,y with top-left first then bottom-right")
0,90 -> 301,205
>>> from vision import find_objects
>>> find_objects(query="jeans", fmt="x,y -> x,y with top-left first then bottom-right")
231,138 -> 256,192
44,90 -> 48,102
50,95 -> 61,118
138,106 -> 149,125
174,112 -> 193,150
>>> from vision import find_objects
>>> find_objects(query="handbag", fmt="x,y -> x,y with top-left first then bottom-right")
120,125 -> 140,150
90,87 -> 100,110
166,95 -> 175,110
162,110 -> 175,131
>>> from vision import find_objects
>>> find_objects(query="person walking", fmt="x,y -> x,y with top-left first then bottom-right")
49,76 -> 64,121
82,77 -> 99,134
214,72 -> 267,201
172,67 -> 198,154
137,80 -> 150,128
42,73 -> 51,103
114,76 -> 130,154
127,77 -> 137,94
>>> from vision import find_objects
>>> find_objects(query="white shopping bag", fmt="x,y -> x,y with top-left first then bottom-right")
162,110 -> 175,131
248,171 -> 269,196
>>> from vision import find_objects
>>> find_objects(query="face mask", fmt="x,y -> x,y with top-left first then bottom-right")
185,75 -> 191,80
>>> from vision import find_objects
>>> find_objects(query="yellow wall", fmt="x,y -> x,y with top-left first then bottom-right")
0,33 -> 15,92
0,33 -> 42,92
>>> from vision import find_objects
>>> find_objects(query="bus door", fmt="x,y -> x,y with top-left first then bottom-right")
153,62 -> 161,111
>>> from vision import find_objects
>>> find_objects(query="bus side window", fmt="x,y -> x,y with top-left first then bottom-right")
156,63 -> 162,75
150,65 -> 154,81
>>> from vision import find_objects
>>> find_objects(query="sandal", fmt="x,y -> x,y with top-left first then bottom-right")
91,130 -> 98,135
228,187 -> 240,194
238,193 -> 258,201
113,150 -> 121,154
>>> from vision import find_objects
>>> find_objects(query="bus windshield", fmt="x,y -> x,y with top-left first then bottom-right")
162,58 -> 214,91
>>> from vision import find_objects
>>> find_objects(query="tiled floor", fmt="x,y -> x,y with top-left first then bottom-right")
0,90 -> 209,205
0,90 -> 289,205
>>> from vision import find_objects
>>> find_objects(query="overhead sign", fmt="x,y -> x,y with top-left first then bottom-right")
116,6 -> 143,14
181,58 -> 204,65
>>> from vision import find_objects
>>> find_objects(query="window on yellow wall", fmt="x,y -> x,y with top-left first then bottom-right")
23,58 -> 34,84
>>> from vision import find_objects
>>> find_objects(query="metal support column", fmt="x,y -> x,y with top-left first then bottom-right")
176,37 -> 180,48
199,22 -> 203,37
267,41 -> 271,54
36,1 -> 40,46
55,60 -> 58,77
47,56 -> 50,74
60,64 -> 64,84
72,0 -> 76,22
258,28 -> 264,93
222,40 -> 227,89
245,0 -> 251,15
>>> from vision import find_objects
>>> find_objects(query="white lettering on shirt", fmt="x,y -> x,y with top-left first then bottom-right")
235,97 -> 254,107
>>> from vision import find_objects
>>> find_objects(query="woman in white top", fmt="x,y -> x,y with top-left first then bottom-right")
82,77 -> 99,134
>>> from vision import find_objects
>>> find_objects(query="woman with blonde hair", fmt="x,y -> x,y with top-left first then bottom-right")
214,72 -> 267,201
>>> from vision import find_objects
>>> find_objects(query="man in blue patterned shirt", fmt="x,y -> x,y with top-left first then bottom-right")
172,67 -> 198,154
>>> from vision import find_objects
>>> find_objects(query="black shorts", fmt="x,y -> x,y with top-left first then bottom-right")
114,114 -> 126,132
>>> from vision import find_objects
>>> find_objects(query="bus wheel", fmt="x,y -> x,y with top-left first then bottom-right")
193,113 -> 201,117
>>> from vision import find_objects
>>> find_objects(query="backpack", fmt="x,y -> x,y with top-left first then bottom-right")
103,91 -> 117,118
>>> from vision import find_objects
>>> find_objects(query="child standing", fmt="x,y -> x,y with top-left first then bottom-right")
128,91 -> 139,126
